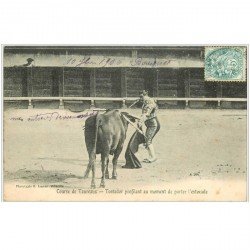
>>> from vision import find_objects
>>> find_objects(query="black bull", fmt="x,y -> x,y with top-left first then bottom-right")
84,110 -> 136,188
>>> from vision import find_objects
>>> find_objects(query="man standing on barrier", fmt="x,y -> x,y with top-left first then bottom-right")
138,90 -> 160,163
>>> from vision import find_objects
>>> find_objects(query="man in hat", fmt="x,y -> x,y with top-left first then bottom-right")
138,90 -> 160,163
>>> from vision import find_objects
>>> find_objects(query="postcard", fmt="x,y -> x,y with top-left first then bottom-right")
3,45 -> 247,201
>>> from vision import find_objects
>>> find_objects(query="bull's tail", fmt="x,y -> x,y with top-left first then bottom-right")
85,113 -> 100,181
85,113 -> 100,187
89,112 -> 100,168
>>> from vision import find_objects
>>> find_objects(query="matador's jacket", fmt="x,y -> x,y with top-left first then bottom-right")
141,96 -> 160,147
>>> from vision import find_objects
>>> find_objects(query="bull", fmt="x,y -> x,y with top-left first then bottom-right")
84,110 -> 136,188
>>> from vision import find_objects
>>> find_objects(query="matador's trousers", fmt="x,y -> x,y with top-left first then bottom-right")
145,117 -> 160,147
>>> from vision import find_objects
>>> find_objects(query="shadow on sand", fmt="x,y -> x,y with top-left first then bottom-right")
4,169 -> 83,183
37,157 -> 86,166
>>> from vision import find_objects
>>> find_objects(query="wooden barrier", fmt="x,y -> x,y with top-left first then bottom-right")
3,97 -> 247,109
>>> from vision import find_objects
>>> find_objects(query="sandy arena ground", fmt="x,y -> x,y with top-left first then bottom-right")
3,108 -> 247,201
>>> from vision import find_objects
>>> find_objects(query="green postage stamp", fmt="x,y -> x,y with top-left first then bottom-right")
205,46 -> 246,82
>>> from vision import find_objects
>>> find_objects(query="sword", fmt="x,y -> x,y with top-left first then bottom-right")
122,114 -> 146,138
128,99 -> 140,108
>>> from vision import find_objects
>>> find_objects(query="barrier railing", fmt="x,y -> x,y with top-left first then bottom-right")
3,96 -> 247,109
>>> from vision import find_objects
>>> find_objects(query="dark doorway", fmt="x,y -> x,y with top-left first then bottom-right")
63,68 -> 90,97
95,68 -> 121,97
144,69 -> 155,97
52,68 -> 60,97
111,69 -> 122,97
21,68 -> 28,97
